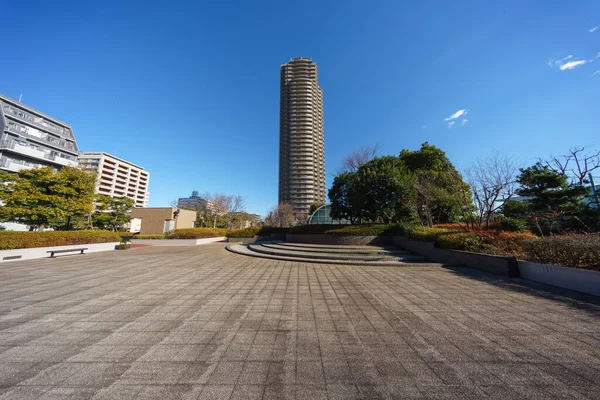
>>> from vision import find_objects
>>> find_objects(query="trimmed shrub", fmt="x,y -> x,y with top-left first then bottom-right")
410,227 -> 453,242
435,232 -> 482,250
226,227 -> 291,238
166,228 -> 227,239
288,224 -> 414,236
0,230 -> 122,250
226,227 -> 262,238
132,234 -> 166,240
520,235 -> 600,270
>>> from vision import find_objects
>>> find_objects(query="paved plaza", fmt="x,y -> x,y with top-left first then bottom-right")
0,243 -> 599,399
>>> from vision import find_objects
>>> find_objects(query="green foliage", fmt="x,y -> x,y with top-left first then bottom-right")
502,200 -> 530,220
516,163 -> 593,234
435,232 -> 483,250
0,230 -> 121,250
329,143 -> 472,227
498,217 -> 527,232
329,156 -> 418,224
409,227 -> 452,242
0,166 -> 96,231
399,142 -> 474,226
226,226 -> 290,238
288,223 -> 415,236
92,195 -> 134,232
132,234 -> 167,240
359,156 -> 417,223
329,172 -> 362,223
167,228 -> 227,239
520,235 -> 600,270
227,227 -> 262,238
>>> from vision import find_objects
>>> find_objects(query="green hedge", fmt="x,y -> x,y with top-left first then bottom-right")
226,227 -> 290,238
288,223 -> 415,236
167,228 -> 227,239
0,230 -> 122,250
132,234 -> 166,240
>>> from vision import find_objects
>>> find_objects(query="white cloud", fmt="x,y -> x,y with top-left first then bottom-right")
444,109 -> 467,121
560,60 -> 587,70
590,26 -> 598,33
447,121 -> 456,128
461,118 -> 469,126
593,70 -> 600,76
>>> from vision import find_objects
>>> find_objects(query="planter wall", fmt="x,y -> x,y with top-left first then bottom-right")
0,242 -> 120,263
392,236 -> 519,277
131,236 -> 226,246
227,234 -> 287,244
519,261 -> 600,297
286,233 -> 392,246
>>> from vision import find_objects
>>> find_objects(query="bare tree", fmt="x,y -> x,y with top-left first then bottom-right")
336,144 -> 380,175
465,153 -> 521,230
224,195 -> 246,229
543,146 -> 600,185
264,203 -> 296,227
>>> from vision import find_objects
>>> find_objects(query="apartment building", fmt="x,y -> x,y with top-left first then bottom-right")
177,191 -> 224,214
0,93 -> 80,172
278,58 -> 326,216
78,152 -> 149,208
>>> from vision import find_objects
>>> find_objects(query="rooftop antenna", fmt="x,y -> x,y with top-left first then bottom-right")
18,94 -> 22,102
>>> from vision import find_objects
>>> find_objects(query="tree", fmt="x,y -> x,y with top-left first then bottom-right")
329,171 -> 363,224
400,143 -> 473,227
223,195 -> 246,229
517,163 -> 590,235
264,203 -> 296,227
92,195 -> 134,232
0,166 -> 96,231
336,144 -> 380,174
543,146 -> 600,186
357,156 -> 416,223
464,153 -> 521,229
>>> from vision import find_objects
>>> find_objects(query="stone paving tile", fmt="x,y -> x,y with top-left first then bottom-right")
0,243 -> 599,399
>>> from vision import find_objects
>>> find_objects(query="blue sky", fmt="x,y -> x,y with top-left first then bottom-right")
2,0 -> 599,216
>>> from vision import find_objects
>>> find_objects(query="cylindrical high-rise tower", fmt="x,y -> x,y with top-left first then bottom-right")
279,58 -> 325,216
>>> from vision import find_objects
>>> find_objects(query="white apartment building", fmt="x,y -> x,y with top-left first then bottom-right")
0,93 -> 80,172
78,152 -> 149,208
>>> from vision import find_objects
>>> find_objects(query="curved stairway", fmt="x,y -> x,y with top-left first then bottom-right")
226,241 -> 441,267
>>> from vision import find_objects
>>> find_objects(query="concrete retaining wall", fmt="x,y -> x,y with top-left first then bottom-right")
0,242 -> 120,263
131,237 -> 226,246
286,234 -> 392,246
519,261 -> 600,297
392,236 -> 519,277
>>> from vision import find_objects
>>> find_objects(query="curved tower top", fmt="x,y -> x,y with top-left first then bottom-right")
278,58 -> 325,216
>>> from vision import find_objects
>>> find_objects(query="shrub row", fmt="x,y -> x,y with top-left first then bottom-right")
520,235 -> 600,270
166,228 -> 228,239
409,226 -> 599,270
0,230 -> 122,250
287,223 -> 415,236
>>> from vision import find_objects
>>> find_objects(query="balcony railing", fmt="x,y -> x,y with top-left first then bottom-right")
2,103 -> 74,139
5,121 -> 77,152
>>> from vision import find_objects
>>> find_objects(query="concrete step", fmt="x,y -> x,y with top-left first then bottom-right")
226,244 -> 443,268
247,244 -> 428,262
261,242 -> 411,255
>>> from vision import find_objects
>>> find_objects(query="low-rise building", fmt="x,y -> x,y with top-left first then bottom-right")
130,208 -> 196,235
79,152 -> 149,208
